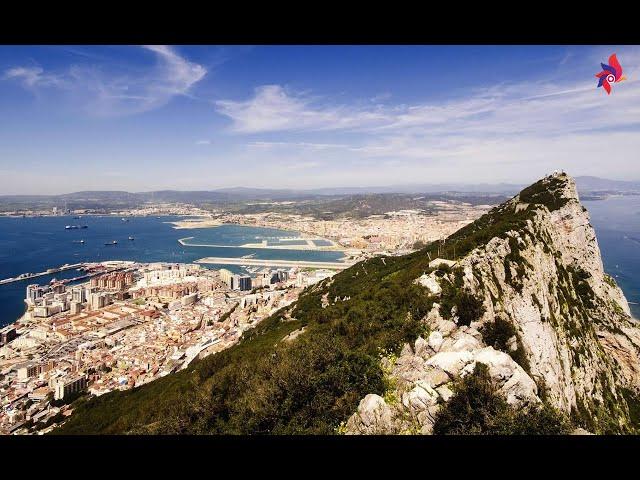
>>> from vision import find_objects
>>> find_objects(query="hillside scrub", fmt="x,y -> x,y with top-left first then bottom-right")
56,256 -> 434,434
433,363 -> 572,435
54,174 -> 612,435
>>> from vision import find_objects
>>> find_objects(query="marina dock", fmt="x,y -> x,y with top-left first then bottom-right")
0,263 -> 84,285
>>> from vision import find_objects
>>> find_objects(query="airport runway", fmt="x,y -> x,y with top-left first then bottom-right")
195,256 -> 355,270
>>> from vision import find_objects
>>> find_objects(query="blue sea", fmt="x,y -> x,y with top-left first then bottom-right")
0,216 -> 345,326
1,199 -> 638,326
583,197 -> 640,318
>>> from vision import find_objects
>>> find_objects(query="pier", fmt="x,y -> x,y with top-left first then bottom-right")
0,263 -> 84,285
195,257 -> 355,270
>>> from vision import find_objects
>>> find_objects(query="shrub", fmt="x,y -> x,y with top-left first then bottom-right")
413,240 -> 428,250
54,176 -> 576,435
455,292 -> 486,327
480,317 -> 530,374
433,363 -> 571,435
481,317 -> 516,352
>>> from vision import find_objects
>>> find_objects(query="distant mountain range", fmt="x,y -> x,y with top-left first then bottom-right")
1,176 -> 638,209
573,176 -> 640,192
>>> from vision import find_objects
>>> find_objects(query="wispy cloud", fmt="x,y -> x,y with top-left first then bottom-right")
248,141 -> 347,149
215,85 -> 389,133
217,76 -> 640,139
214,46 -> 640,183
3,66 -> 66,88
3,45 -> 207,116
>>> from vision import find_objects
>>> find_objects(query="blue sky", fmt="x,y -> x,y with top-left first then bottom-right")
1,45 -> 639,194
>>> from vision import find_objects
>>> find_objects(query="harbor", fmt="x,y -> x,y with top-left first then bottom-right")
0,263 -> 84,285
0,218 -> 350,326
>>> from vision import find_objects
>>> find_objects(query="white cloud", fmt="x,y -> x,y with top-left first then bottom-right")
3,66 -> 66,88
214,47 -> 640,184
215,85 -> 389,133
217,76 -> 640,139
3,45 -> 207,116
248,141 -> 347,149
141,45 -> 207,98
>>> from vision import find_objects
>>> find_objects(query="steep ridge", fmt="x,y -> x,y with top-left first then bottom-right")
54,173 -> 640,435
346,173 -> 640,434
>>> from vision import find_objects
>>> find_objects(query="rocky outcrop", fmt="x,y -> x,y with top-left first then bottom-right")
346,325 -> 540,434
347,173 -> 640,434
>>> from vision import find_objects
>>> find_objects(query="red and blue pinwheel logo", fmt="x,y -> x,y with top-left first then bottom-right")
596,53 -> 626,95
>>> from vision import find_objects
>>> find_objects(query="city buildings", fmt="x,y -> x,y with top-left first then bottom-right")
52,376 -> 87,401
1,260 -> 330,435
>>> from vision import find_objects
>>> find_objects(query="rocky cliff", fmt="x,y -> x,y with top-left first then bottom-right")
346,173 -> 640,434
55,173 -> 640,435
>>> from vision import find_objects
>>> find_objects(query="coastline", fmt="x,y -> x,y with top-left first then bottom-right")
0,218 -> 354,327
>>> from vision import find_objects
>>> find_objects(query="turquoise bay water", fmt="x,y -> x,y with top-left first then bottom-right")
0,216 -> 345,326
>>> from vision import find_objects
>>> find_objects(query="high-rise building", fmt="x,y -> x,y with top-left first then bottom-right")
53,375 -> 87,400
219,269 -> 240,289
219,269 -> 233,287
89,292 -> 111,310
238,275 -> 252,291
70,301 -> 83,315
71,286 -> 86,304
0,325 -> 17,346
26,284 -> 47,304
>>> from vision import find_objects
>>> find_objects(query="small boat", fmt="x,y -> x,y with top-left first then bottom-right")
128,236 -> 134,241
104,240 -> 118,246
121,218 -> 129,222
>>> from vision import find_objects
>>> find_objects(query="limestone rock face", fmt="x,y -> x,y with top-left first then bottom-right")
456,175 -> 640,430
416,272 -> 442,295
427,331 -> 444,353
346,332 -> 542,434
346,174 -> 640,435
425,351 -> 474,378
345,394 -> 396,435
461,347 -> 539,406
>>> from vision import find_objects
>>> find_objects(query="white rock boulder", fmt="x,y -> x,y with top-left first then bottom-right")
345,394 -> 396,435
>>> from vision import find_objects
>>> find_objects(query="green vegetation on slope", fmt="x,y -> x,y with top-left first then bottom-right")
433,363 -> 572,435
54,174 -> 592,435
56,255 -> 434,434
480,318 -> 531,374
